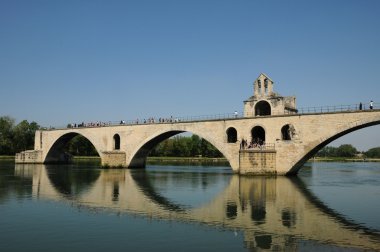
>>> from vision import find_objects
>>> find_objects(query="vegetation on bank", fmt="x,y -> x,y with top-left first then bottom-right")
0,116 -> 40,155
149,135 -> 223,158
312,157 -> 380,162
315,144 -> 380,159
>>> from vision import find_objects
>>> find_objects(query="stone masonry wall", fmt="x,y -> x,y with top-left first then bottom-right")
15,150 -> 43,163
239,150 -> 276,175
101,151 -> 126,167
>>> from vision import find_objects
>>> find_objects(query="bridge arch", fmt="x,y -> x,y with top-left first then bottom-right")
288,120 -> 380,174
44,132 -> 101,163
128,129 -> 233,169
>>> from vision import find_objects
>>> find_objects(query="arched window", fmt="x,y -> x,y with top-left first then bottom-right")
113,134 -> 120,150
264,79 -> 268,95
255,101 -> 271,116
226,127 -> 237,143
257,80 -> 262,94
251,126 -> 265,144
281,125 -> 291,140
281,124 -> 295,141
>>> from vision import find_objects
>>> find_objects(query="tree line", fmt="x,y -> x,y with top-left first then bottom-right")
0,116 -> 40,155
315,144 -> 380,158
149,135 -> 223,158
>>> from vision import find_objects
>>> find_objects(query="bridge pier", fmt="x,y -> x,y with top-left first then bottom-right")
239,150 -> 277,175
16,150 -> 44,164
101,151 -> 126,168
16,149 -> 74,164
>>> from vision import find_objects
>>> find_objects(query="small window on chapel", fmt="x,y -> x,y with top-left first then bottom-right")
258,80 -> 262,93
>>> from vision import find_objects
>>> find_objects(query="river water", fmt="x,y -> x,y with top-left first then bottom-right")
1,160 -> 380,251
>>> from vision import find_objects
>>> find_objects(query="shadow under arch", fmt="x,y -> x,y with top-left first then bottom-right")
288,121 -> 380,175
289,175 -> 380,238
44,132 -> 100,164
128,130 -> 232,169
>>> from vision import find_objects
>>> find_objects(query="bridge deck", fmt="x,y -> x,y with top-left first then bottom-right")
47,104 -> 379,130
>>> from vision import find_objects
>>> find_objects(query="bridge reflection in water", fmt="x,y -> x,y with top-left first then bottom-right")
14,164 -> 380,250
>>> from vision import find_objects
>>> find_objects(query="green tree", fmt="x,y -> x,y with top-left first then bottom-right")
149,135 -> 223,158
65,135 -> 98,156
336,144 -> 357,157
0,116 -> 15,155
13,120 -> 40,152
364,147 -> 380,158
190,135 -> 202,156
316,146 -> 337,157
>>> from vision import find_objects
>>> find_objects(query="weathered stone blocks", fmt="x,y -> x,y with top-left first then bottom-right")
102,151 -> 126,167
239,150 -> 276,175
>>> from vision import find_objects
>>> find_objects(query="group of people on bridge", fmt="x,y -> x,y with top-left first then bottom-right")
69,121 -> 111,128
128,116 -> 181,125
359,100 -> 375,110
68,116 -> 181,129
240,138 -> 267,150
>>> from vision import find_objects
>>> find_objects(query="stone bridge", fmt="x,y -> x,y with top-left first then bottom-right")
14,164 -> 380,250
15,73 -> 380,175
16,109 -> 380,175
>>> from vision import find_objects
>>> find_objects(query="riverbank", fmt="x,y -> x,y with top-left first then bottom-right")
72,156 -> 230,166
311,157 -> 380,162
0,156 -> 15,160
147,156 -> 229,166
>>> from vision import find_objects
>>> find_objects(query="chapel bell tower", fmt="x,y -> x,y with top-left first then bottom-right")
244,73 -> 297,117
254,73 -> 274,97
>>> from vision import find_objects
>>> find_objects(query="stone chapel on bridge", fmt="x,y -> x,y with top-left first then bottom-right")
243,73 -> 297,117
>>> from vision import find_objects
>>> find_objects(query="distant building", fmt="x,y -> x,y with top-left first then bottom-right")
243,73 -> 297,117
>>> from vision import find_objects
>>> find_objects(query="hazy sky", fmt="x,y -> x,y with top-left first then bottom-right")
1,0 -> 379,150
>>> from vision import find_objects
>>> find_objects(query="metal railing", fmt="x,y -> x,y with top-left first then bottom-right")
296,102 -> 379,114
50,112 -> 244,130
45,102 -> 379,130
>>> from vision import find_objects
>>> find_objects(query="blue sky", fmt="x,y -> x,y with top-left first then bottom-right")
1,0 -> 379,150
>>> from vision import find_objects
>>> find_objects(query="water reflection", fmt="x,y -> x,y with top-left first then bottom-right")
0,161 -> 32,202
12,163 -> 380,250
46,165 -> 100,198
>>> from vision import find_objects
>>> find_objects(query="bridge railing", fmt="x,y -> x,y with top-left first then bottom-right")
59,112 -> 244,130
47,102 -> 380,130
295,102 -> 380,114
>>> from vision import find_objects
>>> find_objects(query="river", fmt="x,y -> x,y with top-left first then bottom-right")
0,160 -> 379,251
